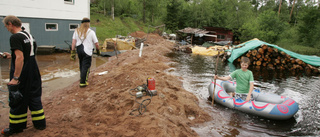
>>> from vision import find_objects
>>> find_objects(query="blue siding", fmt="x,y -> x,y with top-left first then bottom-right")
0,16 -> 80,52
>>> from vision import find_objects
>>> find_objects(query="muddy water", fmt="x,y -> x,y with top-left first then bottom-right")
0,53 -> 108,106
166,52 -> 320,137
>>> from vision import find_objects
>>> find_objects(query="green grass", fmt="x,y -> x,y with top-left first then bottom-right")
277,42 -> 320,56
90,12 -> 151,44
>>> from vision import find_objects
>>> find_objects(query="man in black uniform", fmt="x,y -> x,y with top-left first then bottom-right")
1,15 -> 46,136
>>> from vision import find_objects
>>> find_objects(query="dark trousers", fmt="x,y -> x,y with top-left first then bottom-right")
9,57 -> 46,130
9,88 -> 46,130
77,44 -> 92,84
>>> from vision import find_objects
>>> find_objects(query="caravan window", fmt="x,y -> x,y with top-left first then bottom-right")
64,0 -> 74,4
69,24 -> 79,31
45,23 -> 58,31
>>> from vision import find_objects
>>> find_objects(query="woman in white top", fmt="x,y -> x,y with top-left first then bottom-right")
71,17 -> 100,87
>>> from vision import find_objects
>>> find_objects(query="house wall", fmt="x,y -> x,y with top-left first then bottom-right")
0,0 -> 90,20
0,16 -> 82,52
0,0 -> 90,52
216,31 -> 233,41
203,27 -> 233,42
204,36 -> 216,42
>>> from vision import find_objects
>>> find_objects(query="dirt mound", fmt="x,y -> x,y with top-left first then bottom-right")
129,31 -> 146,38
8,32 -> 211,137
144,33 -> 166,45
130,31 -> 165,45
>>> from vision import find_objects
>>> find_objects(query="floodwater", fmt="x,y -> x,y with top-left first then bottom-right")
1,51 -> 319,136
166,52 -> 320,137
0,53 -> 108,106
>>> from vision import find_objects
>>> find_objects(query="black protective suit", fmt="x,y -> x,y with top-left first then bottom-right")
8,31 -> 46,130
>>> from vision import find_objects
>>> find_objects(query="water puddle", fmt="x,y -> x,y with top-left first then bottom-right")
0,53 -> 108,105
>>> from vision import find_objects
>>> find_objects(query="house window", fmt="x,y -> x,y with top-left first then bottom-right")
69,24 -> 79,31
217,35 -> 225,40
45,23 -> 58,31
64,0 -> 74,4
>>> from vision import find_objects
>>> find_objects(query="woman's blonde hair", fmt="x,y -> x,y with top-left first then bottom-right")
77,17 -> 90,39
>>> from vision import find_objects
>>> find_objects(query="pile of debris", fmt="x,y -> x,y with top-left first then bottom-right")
102,36 -> 136,50
173,44 -> 192,53
162,32 -> 176,40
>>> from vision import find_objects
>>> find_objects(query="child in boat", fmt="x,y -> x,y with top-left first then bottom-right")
214,57 -> 254,102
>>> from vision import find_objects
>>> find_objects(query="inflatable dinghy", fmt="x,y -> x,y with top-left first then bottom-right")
208,80 -> 299,120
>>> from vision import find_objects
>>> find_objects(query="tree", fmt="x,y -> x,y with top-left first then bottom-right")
91,0 -> 320,50
111,0 -> 114,20
298,6 -> 320,48
240,10 -> 287,43
165,0 -> 182,31
142,0 -> 146,23
224,0 -> 255,29
145,0 -> 167,24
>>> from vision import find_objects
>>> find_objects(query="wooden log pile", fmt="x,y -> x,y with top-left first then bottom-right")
234,44 -> 320,75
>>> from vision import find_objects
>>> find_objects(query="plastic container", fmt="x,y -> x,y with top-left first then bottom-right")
147,77 -> 155,90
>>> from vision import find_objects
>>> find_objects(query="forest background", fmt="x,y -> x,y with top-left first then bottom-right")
90,0 -> 320,56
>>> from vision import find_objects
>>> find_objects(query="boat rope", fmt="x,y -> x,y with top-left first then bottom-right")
129,84 -> 154,116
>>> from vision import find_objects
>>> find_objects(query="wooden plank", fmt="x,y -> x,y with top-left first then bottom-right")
37,45 -> 56,55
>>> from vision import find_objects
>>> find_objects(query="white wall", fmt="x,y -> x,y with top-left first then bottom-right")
0,0 -> 90,20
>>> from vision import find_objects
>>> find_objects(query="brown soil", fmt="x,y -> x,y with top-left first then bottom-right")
2,32 -> 211,137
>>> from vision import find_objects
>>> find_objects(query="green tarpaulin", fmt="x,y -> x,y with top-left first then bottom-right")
227,39 -> 320,67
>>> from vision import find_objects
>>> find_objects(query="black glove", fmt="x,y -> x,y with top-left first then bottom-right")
96,49 -> 100,56
7,84 -> 23,108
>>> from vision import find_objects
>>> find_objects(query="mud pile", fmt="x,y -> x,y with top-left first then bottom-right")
6,32 -> 211,137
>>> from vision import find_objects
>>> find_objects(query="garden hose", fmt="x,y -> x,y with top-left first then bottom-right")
129,84 -> 153,116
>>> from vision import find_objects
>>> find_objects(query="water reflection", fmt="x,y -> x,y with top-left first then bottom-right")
0,53 -> 108,82
166,52 -> 320,136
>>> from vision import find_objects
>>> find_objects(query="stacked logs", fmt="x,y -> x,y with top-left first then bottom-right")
235,44 -> 319,75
